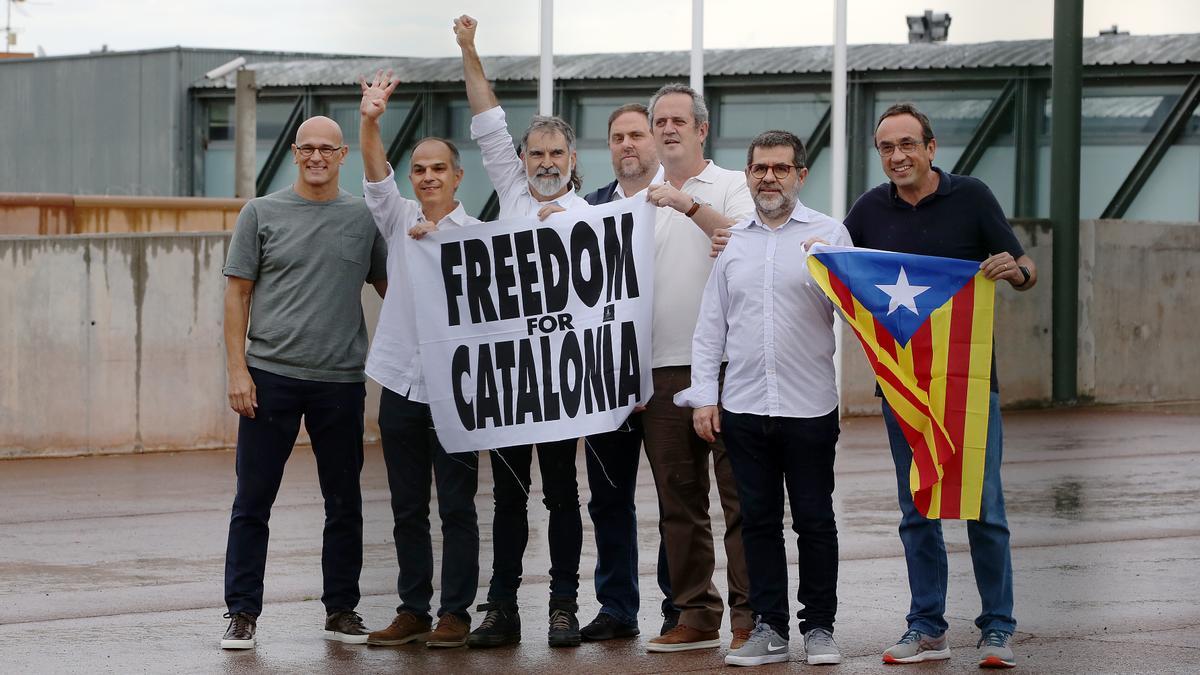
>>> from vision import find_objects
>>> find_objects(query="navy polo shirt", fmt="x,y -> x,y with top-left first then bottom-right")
844,167 -> 1023,392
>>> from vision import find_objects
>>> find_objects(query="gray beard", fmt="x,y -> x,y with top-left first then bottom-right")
753,191 -> 796,221
529,170 -> 571,196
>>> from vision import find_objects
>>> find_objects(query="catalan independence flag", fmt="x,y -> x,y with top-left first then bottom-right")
806,244 -> 995,520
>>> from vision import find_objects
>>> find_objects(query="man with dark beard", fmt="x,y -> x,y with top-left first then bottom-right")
675,130 -> 850,667
455,13 -> 589,650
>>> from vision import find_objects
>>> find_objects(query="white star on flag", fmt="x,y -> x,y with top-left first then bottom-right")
876,267 -> 930,316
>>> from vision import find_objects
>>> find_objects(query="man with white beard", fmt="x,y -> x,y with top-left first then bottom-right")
455,14 -> 590,650
675,130 -> 850,667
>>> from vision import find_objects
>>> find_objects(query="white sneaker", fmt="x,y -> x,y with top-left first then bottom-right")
725,622 -> 789,667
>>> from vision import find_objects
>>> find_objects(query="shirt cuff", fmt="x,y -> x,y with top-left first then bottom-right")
470,106 -> 507,140
362,164 -> 398,197
672,383 -> 718,409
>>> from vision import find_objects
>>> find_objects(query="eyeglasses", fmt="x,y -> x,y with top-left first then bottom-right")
875,140 -> 925,157
295,145 -> 345,158
748,163 -> 801,180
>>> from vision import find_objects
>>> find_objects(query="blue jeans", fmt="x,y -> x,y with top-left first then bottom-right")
584,414 -> 644,626
723,409 -> 840,640
882,392 -> 1016,636
487,441 -> 582,609
224,368 -> 365,616
379,388 -> 479,623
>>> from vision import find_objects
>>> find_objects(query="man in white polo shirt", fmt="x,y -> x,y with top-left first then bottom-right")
641,82 -> 757,654
676,130 -> 850,668
357,70 -> 482,650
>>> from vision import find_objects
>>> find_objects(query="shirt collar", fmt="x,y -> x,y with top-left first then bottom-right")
888,166 -> 952,207
615,164 -> 665,199
418,201 -> 469,227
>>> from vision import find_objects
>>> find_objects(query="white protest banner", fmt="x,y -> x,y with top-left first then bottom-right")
407,196 -> 656,453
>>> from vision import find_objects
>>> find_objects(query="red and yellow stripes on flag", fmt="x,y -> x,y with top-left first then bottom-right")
807,258 -> 995,520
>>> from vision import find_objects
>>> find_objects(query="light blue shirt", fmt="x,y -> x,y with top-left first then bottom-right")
674,201 -> 852,418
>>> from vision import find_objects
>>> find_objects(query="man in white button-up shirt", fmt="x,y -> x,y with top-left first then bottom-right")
455,14 -> 587,649
641,83 -> 757,655
675,131 -> 851,668
357,71 -> 482,650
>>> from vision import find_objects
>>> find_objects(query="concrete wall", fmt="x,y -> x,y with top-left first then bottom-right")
0,233 -> 383,458
1,220 -> 1197,457
0,193 -> 246,235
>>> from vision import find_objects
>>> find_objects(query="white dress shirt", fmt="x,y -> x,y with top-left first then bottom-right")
363,165 -> 481,402
470,105 -> 590,219
614,164 -> 666,199
652,160 -> 755,368
673,201 -> 852,418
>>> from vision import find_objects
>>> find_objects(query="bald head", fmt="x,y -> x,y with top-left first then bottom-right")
296,115 -> 344,146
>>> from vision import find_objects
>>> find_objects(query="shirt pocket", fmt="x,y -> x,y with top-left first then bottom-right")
340,232 -> 365,264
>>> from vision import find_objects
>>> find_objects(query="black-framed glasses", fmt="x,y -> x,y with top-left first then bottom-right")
295,145 -> 345,158
875,140 -> 925,157
748,163 -> 800,180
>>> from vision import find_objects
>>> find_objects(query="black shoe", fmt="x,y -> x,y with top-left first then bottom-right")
548,607 -> 582,648
580,612 -> 640,641
221,612 -> 256,650
466,603 -> 521,648
324,610 -> 369,644
660,609 -> 681,636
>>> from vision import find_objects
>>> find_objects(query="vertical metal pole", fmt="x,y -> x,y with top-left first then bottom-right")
691,0 -> 704,96
1050,0 -> 1082,403
539,0 -> 553,116
831,0 -> 848,220
234,68 -> 257,199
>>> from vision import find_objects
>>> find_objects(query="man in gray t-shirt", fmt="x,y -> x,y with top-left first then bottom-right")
219,115 -> 386,652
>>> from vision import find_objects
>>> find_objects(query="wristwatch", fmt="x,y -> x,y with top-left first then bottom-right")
1016,264 -> 1031,286
685,195 -> 708,218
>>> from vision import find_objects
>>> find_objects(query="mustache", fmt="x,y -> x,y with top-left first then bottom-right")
535,166 -> 562,177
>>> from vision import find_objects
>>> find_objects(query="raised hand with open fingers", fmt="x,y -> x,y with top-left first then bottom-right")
359,69 -> 398,120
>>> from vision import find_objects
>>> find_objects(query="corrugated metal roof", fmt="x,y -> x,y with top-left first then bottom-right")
194,33 -> 1200,89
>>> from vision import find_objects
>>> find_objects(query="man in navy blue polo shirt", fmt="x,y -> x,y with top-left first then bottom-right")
843,102 -> 1037,670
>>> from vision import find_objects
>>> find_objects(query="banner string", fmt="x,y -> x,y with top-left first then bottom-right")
583,437 -> 618,489
491,448 -> 531,499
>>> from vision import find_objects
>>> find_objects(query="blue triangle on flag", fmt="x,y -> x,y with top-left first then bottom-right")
814,247 -> 980,346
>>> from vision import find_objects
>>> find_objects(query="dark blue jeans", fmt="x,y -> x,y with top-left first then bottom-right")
723,408 -> 841,640
379,387 -> 479,623
487,440 -> 581,609
224,367 -> 365,616
583,414 -> 644,625
882,392 -> 1016,636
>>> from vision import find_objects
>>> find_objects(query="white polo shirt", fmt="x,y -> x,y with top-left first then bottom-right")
362,165 -> 480,402
652,160 -> 755,368
470,105 -> 590,219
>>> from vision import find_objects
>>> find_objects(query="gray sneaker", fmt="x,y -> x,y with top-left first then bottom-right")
803,627 -> 842,665
882,628 -> 951,664
977,629 -> 1016,668
725,622 -> 790,667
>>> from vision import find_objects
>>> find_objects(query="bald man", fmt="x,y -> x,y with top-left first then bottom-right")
220,116 -> 388,650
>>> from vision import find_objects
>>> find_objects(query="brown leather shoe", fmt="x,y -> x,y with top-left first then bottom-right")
366,612 -> 431,646
646,624 -> 721,652
730,626 -> 753,650
426,613 -> 470,648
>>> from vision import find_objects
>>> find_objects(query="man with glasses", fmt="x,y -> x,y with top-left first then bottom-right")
220,115 -> 387,650
641,83 -> 756,654
355,70 -> 483,650
845,103 -> 1036,669
676,130 -> 849,667
455,14 -> 590,649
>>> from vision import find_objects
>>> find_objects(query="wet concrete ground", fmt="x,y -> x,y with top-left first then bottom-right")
1,402 -> 1198,673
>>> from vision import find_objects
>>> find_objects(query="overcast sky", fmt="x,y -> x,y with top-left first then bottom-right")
6,0 -> 1200,58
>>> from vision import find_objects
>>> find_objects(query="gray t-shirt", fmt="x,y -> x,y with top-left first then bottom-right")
223,187 -> 387,383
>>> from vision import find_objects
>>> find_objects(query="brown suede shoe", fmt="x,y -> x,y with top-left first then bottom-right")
426,614 -> 470,648
646,624 -> 721,652
367,612 -> 431,646
730,626 -> 753,650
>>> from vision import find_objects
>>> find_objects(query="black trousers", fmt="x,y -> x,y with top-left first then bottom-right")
722,408 -> 840,639
379,387 -> 479,623
224,367 -> 365,616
